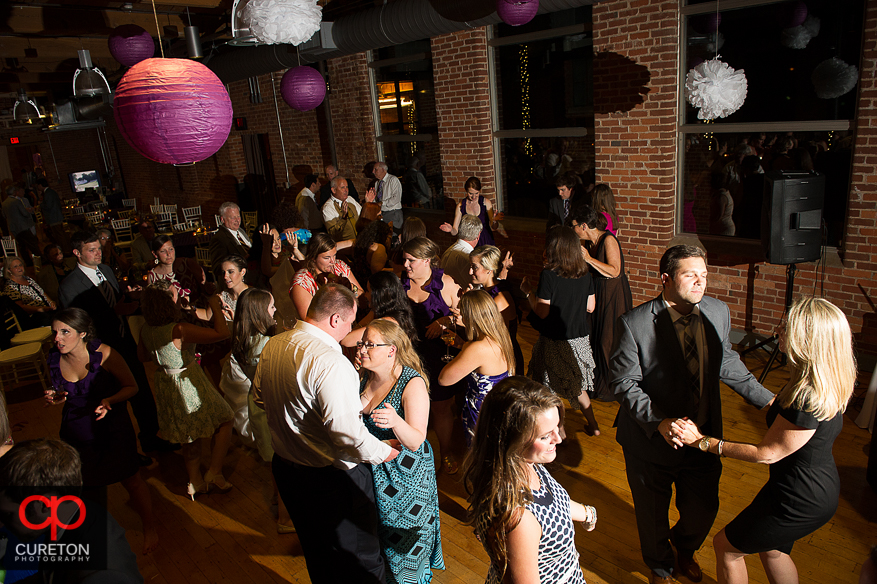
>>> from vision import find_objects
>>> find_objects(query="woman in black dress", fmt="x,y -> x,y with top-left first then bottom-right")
674,297 -> 855,584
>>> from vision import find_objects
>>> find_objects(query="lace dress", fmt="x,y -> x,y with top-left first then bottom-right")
49,339 -> 139,487
360,366 -> 444,583
140,323 -> 233,444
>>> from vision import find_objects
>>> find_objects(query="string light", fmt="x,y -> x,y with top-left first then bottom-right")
407,98 -> 417,136
520,44 -> 531,155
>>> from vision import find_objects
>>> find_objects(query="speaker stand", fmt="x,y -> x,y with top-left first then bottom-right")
740,263 -> 796,383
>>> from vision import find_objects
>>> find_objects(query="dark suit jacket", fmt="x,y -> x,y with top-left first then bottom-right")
610,294 -> 774,465
59,264 -> 129,350
209,227 -> 249,278
546,193 -> 586,230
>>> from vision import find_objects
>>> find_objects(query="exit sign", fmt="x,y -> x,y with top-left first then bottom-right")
9,137 -> 19,144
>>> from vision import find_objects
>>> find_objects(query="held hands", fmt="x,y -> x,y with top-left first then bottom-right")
670,418 -> 703,447
95,399 -> 112,420
657,418 -> 686,449
372,403 -> 401,430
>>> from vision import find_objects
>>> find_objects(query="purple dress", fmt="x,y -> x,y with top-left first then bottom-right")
461,196 -> 495,247
463,370 -> 509,446
49,339 -> 139,487
402,268 -> 465,401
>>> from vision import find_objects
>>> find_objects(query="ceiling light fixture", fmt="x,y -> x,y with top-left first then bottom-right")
13,89 -> 42,124
72,49 -> 112,98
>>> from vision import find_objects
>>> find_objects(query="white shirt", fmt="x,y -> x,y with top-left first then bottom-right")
253,320 -> 392,470
377,174 -> 402,212
77,263 -> 104,287
298,187 -> 316,202
441,239 -> 475,288
225,226 -> 251,247
321,195 -> 362,224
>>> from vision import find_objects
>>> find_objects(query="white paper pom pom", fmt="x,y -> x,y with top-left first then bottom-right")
685,57 -> 748,120
811,57 -> 858,99
781,15 -> 820,49
242,0 -> 322,46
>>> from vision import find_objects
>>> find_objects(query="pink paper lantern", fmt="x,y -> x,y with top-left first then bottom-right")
280,66 -> 326,112
108,24 -> 155,67
776,1 -> 808,28
497,0 -> 539,27
114,58 -> 233,165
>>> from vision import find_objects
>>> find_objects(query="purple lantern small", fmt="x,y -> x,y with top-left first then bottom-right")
114,58 -> 233,165
108,24 -> 155,67
497,0 -> 539,27
281,66 -> 326,112
776,1 -> 808,28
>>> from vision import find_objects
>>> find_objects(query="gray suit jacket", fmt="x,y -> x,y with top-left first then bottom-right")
610,294 -> 774,465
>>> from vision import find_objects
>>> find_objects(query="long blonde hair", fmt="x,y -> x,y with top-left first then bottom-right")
779,297 -> 856,421
363,319 -> 429,391
464,377 -> 563,579
460,290 -> 515,374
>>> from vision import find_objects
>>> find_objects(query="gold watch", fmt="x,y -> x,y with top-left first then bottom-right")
698,436 -> 712,452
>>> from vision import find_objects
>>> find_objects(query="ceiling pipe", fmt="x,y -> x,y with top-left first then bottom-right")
208,0 -> 597,84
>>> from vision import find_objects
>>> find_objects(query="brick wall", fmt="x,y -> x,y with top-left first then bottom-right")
432,28 -> 496,204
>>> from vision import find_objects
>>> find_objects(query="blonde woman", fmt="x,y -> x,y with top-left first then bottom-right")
358,319 -> 444,583
465,377 -> 595,584
438,290 -> 514,445
674,297 -> 856,584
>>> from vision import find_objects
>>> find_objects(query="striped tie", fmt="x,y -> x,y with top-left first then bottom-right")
97,271 -> 125,337
679,313 -> 700,408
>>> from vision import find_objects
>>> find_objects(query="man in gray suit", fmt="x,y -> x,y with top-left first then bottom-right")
610,245 -> 774,584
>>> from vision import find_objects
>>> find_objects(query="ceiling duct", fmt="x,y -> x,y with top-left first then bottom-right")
209,0 -> 596,83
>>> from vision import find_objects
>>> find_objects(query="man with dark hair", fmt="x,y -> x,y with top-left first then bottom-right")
59,231 -> 176,457
547,172 -> 583,230
253,282 -> 399,583
296,174 -> 324,233
35,178 -> 70,254
610,244 -> 774,584
0,439 -> 143,583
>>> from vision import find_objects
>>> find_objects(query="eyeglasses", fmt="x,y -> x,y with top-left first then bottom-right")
356,341 -> 391,350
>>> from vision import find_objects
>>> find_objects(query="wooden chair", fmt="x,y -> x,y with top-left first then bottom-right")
172,222 -> 190,233
215,214 -> 223,229
111,218 -> 134,245
2,300 -> 52,348
195,247 -> 211,270
242,211 -> 258,235
73,206 -> 85,215
118,209 -> 135,220
163,204 -> 178,215
0,342 -> 51,394
92,201 -> 108,212
1,237 -> 19,258
182,206 -> 202,224
122,198 -> 137,210
156,212 -> 175,233
150,204 -> 164,215
84,211 -> 102,227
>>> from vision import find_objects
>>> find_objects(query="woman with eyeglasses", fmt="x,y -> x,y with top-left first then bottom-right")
357,319 -> 444,584
568,205 -> 633,401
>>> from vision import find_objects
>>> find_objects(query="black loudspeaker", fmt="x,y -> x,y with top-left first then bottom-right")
761,170 -> 825,265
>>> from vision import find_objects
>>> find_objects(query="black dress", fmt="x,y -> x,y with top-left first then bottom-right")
587,231 -> 632,401
724,400 -> 842,555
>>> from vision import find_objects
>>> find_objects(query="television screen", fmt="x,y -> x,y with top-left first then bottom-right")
68,170 -> 101,193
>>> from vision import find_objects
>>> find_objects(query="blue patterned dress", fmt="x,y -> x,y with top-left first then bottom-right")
462,370 -> 509,446
360,366 -> 445,584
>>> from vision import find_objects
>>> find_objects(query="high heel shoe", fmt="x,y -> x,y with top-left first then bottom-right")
186,482 -> 209,501
204,471 -> 233,493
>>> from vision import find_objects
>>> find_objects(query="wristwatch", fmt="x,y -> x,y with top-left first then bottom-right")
698,436 -> 712,452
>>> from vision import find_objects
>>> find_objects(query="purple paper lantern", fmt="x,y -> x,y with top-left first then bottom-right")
776,1 -> 808,28
497,0 -> 539,27
280,66 -> 326,112
114,58 -> 233,165
108,24 -> 155,67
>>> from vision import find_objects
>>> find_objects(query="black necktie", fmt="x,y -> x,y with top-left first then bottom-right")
679,313 -> 700,408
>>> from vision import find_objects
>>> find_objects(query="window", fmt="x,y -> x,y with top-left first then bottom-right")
490,8 -> 595,218
370,41 -> 442,209
679,0 -> 864,246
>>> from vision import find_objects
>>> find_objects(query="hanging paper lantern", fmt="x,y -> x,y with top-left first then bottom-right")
242,0 -> 322,45
811,57 -> 858,99
781,15 -> 820,49
108,25 -> 155,67
114,58 -> 233,165
497,0 -> 539,27
776,1 -> 808,28
690,12 -> 721,34
685,57 -> 748,120
280,66 -> 326,111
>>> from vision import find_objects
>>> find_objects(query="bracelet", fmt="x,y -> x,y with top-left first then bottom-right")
583,505 -> 597,528
717,439 -> 725,457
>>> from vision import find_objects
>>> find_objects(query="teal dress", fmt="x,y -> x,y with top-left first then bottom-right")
360,366 -> 445,584
140,323 -> 233,444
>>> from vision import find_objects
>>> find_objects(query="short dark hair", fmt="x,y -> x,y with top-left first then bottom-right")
544,226 -> 587,279
660,244 -> 707,279
308,282 -> 356,321
0,439 -> 82,504
464,176 -> 481,192
71,230 -> 99,253
305,173 -> 319,188
43,243 -> 60,258
53,308 -> 96,343
141,280 -> 180,326
555,172 -> 578,190
567,205 -> 602,230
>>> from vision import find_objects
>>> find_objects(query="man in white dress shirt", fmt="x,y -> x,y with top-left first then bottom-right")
208,201 -> 252,281
373,161 -> 403,235
321,176 -> 362,241
440,214 -> 482,288
253,283 -> 399,584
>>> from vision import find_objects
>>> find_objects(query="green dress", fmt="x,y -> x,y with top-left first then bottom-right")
140,323 -> 233,444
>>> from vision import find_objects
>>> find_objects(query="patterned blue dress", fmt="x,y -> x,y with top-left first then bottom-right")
463,370 -> 509,446
360,366 -> 445,584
